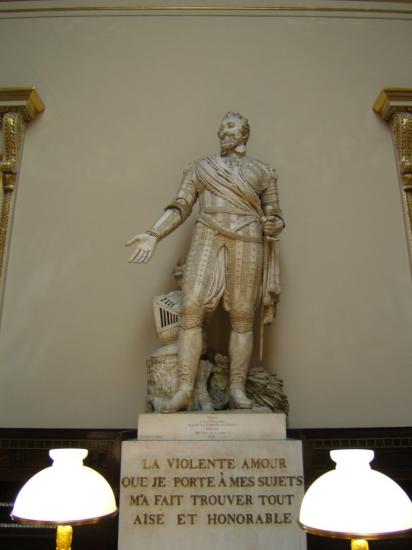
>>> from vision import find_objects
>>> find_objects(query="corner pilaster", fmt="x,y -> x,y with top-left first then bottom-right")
373,88 -> 412,270
0,87 -> 45,317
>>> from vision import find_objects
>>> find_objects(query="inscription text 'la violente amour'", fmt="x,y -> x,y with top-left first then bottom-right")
121,455 -> 303,527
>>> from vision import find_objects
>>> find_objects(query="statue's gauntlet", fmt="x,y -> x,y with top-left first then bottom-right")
147,207 -> 184,241
262,215 -> 284,238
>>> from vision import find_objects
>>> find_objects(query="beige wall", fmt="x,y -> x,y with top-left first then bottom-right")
0,2 -> 411,429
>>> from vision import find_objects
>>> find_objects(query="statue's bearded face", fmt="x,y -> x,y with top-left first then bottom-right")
218,115 -> 248,155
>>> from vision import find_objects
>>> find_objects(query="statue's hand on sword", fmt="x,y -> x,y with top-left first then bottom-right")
262,212 -> 283,239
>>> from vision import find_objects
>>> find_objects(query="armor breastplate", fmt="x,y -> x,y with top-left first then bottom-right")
239,157 -> 267,194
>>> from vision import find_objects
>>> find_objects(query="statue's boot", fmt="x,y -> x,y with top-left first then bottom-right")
160,326 -> 203,413
160,387 -> 192,413
229,330 -> 253,409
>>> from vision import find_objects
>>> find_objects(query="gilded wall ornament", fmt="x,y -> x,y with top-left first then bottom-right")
0,88 -> 45,320
373,88 -> 412,269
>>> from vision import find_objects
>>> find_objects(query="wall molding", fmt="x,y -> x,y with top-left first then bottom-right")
1,1 -> 412,19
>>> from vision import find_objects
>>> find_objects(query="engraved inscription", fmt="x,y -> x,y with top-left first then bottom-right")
118,440 -> 306,550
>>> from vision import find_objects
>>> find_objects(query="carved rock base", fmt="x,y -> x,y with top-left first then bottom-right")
146,348 -> 289,415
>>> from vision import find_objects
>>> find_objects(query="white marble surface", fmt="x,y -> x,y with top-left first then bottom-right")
118,438 -> 305,550
138,411 -> 286,441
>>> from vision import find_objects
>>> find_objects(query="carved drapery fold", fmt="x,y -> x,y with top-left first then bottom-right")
373,88 -> 412,270
0,87 -> 44,320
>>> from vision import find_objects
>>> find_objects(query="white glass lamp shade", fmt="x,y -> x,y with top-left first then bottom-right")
11,448 -> 117,525
299,449 -> 412,539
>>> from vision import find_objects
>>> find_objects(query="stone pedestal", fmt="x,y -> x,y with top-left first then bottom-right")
118,413 -> 305,550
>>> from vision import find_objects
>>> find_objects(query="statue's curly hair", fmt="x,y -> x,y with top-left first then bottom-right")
221,112 -> 250,142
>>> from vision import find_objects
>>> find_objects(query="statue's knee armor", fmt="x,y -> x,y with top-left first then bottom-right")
230,306 -> 255,333
180,295 -> 204,329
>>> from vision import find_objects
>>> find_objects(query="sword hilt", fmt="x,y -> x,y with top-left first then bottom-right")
263,205 -> 274,240
263,205 -> 274,218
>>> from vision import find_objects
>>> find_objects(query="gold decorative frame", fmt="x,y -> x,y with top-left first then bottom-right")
0,88 -> 45,320
373,88 -> 412,271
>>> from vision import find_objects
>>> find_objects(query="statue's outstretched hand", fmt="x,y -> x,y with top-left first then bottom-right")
126,232 -> 157,263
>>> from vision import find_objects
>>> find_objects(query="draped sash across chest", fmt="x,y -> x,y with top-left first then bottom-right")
194,155 -> 263,218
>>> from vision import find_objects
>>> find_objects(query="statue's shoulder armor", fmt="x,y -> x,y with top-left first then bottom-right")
240,157 -> 276,191
190,156 -> 211,192
191,155 -> 217,192
182,161 -> 194,176
194,155 -> 214,167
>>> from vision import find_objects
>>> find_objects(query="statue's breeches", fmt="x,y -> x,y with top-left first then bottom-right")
180,222 -> 263,333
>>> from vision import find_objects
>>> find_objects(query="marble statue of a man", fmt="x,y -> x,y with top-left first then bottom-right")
127,112 -> 284,413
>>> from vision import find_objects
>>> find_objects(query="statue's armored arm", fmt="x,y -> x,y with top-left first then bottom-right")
147,165 -> 198,241
146,208 -> 183,241
261,167 -> 284,230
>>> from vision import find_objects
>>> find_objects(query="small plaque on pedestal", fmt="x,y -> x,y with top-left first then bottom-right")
138,411 -> 286,441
